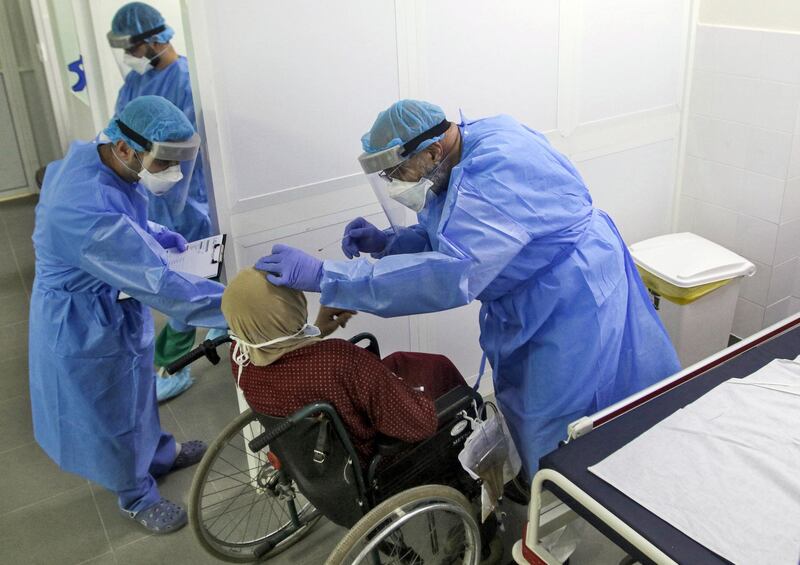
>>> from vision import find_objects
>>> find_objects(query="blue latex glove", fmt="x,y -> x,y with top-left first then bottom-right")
341,217 -> 388,259
255,244 -> 323,292
154,229 -> 188,252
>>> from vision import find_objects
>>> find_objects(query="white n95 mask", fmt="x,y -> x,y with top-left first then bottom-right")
138,164 -> 183,195
122,53 -> 154,75
230,324 -> 321,388
122,46 -> 167,76
387,178 -> 434,212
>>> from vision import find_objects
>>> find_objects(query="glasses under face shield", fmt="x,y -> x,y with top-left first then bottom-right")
116,119 -> 200,210
358,119 -> 450,228
107,25 -> 167,77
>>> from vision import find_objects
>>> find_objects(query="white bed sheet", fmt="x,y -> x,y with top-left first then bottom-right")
589,356 -> 800,564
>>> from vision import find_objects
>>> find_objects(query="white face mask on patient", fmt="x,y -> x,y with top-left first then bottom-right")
230,323 -> 321,388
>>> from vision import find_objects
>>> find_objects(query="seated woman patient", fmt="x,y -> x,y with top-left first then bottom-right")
221,268 -> 468,462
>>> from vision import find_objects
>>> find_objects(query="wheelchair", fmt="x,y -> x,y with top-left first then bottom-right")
167,332 -> 502,564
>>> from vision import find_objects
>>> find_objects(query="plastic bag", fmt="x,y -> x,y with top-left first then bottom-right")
458,404 -> 521,521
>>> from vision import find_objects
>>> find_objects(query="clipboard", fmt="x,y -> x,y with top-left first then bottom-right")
118,234 -> 226,301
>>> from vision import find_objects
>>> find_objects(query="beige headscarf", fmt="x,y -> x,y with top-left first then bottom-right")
221,267 -> 320,366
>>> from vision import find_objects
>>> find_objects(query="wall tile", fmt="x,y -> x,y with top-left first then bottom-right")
686,115 -> 708,159
744,126 -> 792,178
781,176 -> 800,223
693,25 -> 716,72
767,258 -> 798,305
756,81 -> 800,133
759,32 -> 800,84
737,171 -> 785,223
716,27 -> 763,77
711,74 -> 759,125
681,157 -> 701,198
687,115 -> 749,167
775,218 -> 800,264
689,71 -> 714,116
717,120 -> 751,169
682,156 -> 744,206
693,200 -> 739,251
735,214 -> 779,265
739,259 -> 772,306
789,136 -> 800,177
677,196 -> 696,232
764,296 -> 793,327
733,297 -> 765,338
676,195 -> 695,232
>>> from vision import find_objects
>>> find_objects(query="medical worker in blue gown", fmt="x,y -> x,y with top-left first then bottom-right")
107,2 -> 220,401
29,96 -> 225,534
255,100 -> 681,479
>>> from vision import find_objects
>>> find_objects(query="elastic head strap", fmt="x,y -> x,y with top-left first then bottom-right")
400,119 -> 450,158
129,24 -> 166,45
116,120 -> 152,152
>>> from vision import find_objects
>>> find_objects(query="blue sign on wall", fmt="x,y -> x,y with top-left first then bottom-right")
67,55 -> 86,93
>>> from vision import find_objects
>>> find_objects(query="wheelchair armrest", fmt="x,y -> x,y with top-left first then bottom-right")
375,434 -> 412,456
374,386 -> 480,457
434,385 -> 482,425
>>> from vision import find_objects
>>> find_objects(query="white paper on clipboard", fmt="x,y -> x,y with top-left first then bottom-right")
163,234 -> 225,279
118,234 -> 226,301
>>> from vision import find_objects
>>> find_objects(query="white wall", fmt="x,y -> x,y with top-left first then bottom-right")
186,0 -> 692,383
678,23 -> 800,337
32,0 -> 98,145
700,0 -> 800,32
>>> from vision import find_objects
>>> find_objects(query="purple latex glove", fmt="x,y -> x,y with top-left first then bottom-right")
341,217 -> 388,259
255,244 -> 323,292
154,229 -> 187,252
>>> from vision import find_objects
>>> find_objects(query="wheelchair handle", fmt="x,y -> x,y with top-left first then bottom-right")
165,335 -> 232,375
248,403 -> 335,453
248,402 -> 345,455
349,332 -> 380,358
248,419 -> 293,453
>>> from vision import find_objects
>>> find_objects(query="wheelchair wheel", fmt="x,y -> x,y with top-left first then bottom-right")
325,484 -> 481,565
189,408 -> 321,562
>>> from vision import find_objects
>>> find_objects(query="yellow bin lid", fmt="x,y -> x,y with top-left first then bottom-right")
629,232 -> 756,305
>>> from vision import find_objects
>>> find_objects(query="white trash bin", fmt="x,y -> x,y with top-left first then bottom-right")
629,232 -> 755,367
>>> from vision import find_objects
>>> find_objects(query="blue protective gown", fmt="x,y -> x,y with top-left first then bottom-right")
321,115 -> 680,477
29,140 -> 225,508
115,56 -> 211,241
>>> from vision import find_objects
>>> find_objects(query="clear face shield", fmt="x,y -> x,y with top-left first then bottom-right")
358,119 -> 451,231
107,25 -> 167,78
359,145 -> 413,231
116,119 -> 200,214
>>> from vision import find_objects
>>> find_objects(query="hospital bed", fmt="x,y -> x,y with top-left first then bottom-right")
512,312 -> 800,565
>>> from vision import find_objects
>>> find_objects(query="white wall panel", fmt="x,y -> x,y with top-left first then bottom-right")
576,140 -> 678,244
700,0 -> 800,32
416,303 -> 485,383
579,0 -> 684,124
205,0 -> 399,204
234,207 -> 414,357
419,0 -> 559,131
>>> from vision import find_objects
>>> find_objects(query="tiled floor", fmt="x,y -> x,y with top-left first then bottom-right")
1,195 -> 627,565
